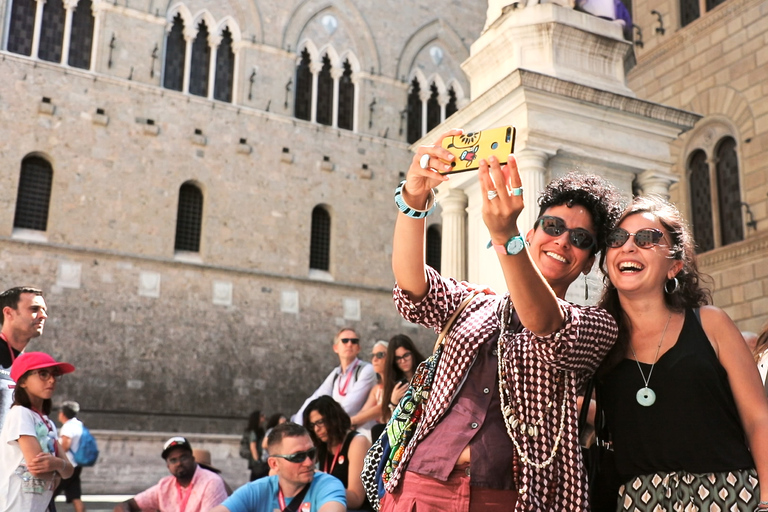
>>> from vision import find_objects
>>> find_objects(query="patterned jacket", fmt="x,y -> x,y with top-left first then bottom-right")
387,267 -> 618,511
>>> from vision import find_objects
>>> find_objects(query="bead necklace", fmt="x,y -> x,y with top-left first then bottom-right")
629,311 -> 671,407
497,299 -> 569,469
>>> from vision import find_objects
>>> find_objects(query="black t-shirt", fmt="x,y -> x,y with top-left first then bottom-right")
0,341 -> 19,369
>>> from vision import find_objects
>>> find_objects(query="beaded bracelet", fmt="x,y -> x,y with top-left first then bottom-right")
394,180 -> 436,219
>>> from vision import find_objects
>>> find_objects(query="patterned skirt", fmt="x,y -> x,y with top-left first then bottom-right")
617,469 -> 760,512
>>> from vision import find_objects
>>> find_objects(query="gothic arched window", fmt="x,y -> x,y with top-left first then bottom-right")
688,149 -> 713,253
14,156 -> 53,232
426,83 -> 441,132
68,0 -> 95,69
189,21 -> 211,97
316,54 -> 333,126
38,0 -> 66,63
715,137 -> 743,246
163,14 -> 186,92
7,0 -> 37,56
407,79 -> 422,143
295,49 -> 312,121
309,206 -> 331,271
338,60 -> 354,130
214,28 -> 235,102
174,183 -> 204,253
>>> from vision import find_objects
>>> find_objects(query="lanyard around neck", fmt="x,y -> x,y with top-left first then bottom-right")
324,441 -> 343,474
176,479 -> 194,512
337,359 -> 359,397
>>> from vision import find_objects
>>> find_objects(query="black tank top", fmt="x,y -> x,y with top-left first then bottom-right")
602,308 -> 754,478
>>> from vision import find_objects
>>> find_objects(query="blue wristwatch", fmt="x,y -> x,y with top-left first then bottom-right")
487,235 -> 526,255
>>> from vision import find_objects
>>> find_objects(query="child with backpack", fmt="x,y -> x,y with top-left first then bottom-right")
55,400 -> 99,512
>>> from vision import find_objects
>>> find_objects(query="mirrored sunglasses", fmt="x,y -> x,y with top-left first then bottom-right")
271,447 -> 317,464
371,351 -> 386,360
607,228 -> 664,249
340,338 -> 359,345
536,216 -> 596,251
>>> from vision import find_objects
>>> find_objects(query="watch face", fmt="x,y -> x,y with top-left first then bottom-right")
506,237 -> 525,255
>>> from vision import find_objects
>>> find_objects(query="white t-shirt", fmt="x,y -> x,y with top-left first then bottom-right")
59,417 -> 83,466
0,406 -> 59,512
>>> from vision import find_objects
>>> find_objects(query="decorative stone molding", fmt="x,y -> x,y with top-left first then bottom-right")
635,169 -> 678,199
698,231 -> 768,271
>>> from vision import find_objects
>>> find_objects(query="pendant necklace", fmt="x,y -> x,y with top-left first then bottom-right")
630,311 -> 671,407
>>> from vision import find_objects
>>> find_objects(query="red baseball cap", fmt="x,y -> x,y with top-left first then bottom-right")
10,352 -> 75,382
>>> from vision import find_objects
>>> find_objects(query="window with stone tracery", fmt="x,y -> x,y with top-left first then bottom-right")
6,0 -> 95,68
14,156 -> 53,232
316,54 -> 334,126
293,47 -> 357,131
163,14 -> 186,92
213,28 -> 235,102
686,128 -> 744,253
294,49 -> 313,121
407,78 -> 462,143
189,21 -> 211,97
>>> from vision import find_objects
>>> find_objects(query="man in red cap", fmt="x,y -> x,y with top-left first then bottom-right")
113,436 -> 227,512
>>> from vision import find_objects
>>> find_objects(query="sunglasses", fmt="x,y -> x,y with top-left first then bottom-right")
32,369 -> 62,381
271,447 -> 317,464
536,216 -> 596,251
394,352 -> 412,363
372,351 -> 386,360
339,338 -> 359,345
607,228 -> 665,249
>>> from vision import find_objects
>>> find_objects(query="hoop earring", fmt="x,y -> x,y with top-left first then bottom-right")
584,274 -> 589,301
664,277 -> 679,294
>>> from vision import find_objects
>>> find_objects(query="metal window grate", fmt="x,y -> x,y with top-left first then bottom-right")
38,0 -> 65,63
445,87 -> 458,119
406,79 -> 422,143
338,60 -> 354,130
189,21 -> 211,97
426,83 -> 441,132
213,28 -> 234,102
309,206 -> 331,271
688,150 -> 714,253
295,49 -> 312,121
426,225 -> 442,273
316,55 -> 333,126
68,0 -> 94,70
13,156 -> 53,232
163,14 -> 185,91
8,0 -> 36,56
680,0 -> 700,27
715,137 -> 743,246
174,183 -> 203,252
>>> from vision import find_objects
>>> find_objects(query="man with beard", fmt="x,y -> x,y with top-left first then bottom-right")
113,437 -> 227,512
0,286 -> 47,435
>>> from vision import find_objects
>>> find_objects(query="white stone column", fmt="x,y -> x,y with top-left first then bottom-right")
309,61 -> 321,123
706,156 -> 721,246
207,33 -> 221,100
514,149 -> 549,233
61,0 -> 77,65
635,169 -> 677,200
351,72 -> 360,132
89,4 -> 103,71
230,42 -> 243,104
440,187 -> 469,281
419,88 -> 429,138
331,66 -> 342,128
439,92 -> 447,123
31,0 -> 46,59
182,35 -> 194,94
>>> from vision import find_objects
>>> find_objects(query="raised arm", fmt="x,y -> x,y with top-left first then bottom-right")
479,155 -> 563,335
392,129 -> 461,302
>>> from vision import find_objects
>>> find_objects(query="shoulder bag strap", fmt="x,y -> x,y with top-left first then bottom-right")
283,483 -> 311,512
432,291 -> 481,354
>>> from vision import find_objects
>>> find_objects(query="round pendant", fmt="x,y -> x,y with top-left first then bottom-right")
636,387 -> 656,406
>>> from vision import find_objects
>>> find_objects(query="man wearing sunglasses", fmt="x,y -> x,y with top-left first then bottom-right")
212,422 -> 346,512
291,328 -> 376,428
113,436 -> 227,512
0,286 -> 47,436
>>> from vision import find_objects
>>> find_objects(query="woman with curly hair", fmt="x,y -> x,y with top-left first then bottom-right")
379,128 -> 623,511
380,335 -> 425,423
305,396 -> 373,511
597,195 -> 768,511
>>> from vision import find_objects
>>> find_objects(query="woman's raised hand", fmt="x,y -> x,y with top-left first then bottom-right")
401,129 -> 463,201
480,154 -> 524,244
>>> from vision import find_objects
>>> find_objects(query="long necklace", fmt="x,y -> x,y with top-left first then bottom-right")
630,311 -> 671,407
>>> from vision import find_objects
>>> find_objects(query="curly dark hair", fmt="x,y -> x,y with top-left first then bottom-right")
536,172 -> 625,259
303,395 -> 350,449
597,195 -> 712,376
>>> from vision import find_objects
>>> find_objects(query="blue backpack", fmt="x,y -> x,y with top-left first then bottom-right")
73,426 -> 99,467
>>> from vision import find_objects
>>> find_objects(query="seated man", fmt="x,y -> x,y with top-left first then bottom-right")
211,422 -> 345,512
113,436 -> 227,512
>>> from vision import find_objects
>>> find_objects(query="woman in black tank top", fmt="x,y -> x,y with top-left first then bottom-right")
595,196 -> 768,512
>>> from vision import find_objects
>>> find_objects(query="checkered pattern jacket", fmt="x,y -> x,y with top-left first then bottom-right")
388,267 -> 618,511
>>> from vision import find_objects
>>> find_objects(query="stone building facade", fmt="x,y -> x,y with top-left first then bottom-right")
0,0 -> 486,434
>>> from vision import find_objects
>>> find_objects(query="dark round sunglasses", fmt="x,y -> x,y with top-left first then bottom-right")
607,228 -> 664,249
271,447 -> 317,464
536,216 -> 596,251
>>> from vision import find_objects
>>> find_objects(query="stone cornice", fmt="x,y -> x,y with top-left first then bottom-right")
698,231 -> 768,271
630,0 -> 759,74
518,70 -> 701,128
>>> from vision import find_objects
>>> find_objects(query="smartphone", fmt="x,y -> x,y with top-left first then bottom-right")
439,126 -> 516,174
398,378 -> 409,386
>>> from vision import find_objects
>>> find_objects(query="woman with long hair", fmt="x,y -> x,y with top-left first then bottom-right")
0,352 -> 75,511
245,410 -> 268,481
379,128 -> 622,511
304,395 -> 373,511
597,195 -> 768,510
380,335 -> 425,423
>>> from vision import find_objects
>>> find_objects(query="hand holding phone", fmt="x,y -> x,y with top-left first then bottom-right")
439,126 -> 516,175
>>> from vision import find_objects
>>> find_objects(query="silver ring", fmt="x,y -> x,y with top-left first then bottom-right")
510,187 -> 523,196
419,154 -> 431,170
487,190 -> 499,201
